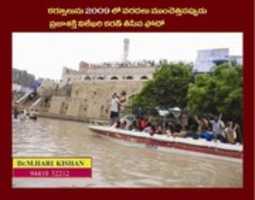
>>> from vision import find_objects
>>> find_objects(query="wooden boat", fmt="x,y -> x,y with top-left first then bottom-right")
89,125 -> 243,161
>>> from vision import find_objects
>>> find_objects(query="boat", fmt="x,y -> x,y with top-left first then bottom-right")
89,125 -> 243,161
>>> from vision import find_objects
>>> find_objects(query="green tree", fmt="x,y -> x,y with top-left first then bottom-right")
131,62 -> 193,111
187,63 -> 242,123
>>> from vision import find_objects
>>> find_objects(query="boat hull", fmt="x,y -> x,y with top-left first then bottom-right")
89,126 -> 243,160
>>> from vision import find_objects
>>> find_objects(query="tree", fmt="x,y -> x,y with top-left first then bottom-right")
187,63 -> 242,124
130,62 -> 242,126
131,62 -> 193,112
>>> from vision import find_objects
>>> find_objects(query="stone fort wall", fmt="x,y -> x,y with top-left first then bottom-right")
61,65 -> 156,83
48,81 -> 144,120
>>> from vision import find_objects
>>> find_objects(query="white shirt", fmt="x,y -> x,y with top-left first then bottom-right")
111,97 -> 119,112
211,120 -> 225,136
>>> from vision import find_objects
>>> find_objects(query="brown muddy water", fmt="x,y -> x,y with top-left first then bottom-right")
12,117 -> 243,188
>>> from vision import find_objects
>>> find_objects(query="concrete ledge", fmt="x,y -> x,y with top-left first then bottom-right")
38,112 -> 108,125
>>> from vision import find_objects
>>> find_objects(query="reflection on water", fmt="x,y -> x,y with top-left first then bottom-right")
13,118 -> 242,188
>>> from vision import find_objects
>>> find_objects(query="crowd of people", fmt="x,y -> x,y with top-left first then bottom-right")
109,92 -> 241,144
112,114 -> 240,144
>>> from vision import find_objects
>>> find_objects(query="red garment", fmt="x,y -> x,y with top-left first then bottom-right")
139,119 -> 148,130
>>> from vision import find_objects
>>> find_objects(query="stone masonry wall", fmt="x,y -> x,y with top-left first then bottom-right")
48,81 -> 144,120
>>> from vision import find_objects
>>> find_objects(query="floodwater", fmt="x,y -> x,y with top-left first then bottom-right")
13,117 -> 243,188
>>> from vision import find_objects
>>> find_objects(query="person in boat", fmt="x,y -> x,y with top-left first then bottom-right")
171,123 -> 186,137
224,121 -> 238,144
143,122 -> 155,136
138,116 -> 149,131
235,124 -> 242,143
199,116 -> 215,141
127,119 -> 138,131
165,129 -> 172,136
155,124 -> 163,135
165,121 -> 175,136
185,115 -> 201,139
180,111 -> 189,130
110,93 -> 121,126
112,120 -> 121,129
194,115 -> 203,134
120,120 -> 128,129
173,124 -> 188,138
210,113 -> 225,142
200,127 -> 214,141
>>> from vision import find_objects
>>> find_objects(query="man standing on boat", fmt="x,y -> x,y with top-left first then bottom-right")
110,91 -> 127,126
110,93 -> 121,126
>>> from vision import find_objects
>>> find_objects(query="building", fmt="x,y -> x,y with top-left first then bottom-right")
194,48 -> 243,72
13,68 -> 35,87
229,56 -> 243,65
61,61 -> 156,83
61,38 -> 157,83
62,45 -> 243,83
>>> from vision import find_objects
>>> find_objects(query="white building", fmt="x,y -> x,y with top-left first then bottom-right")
194,48 -> 243,72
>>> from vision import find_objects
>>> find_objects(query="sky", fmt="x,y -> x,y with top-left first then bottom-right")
13,32 -> 243,80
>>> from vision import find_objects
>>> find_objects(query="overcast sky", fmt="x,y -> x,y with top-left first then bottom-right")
13,32 -> 242,80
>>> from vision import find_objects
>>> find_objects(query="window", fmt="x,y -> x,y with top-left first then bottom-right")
84,76 -> 91,80
140,76 -> 148,80
98,76 -> 104,80
111,76 -> 118,80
